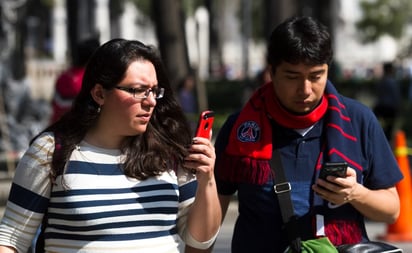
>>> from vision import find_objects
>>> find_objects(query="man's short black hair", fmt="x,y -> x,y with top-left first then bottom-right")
267,16 -> 333,71
383,62 -> 394,75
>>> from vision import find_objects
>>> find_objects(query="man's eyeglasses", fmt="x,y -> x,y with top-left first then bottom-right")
115,86 -> 165,100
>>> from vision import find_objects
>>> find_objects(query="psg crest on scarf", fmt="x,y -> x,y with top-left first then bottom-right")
237,121 -> 261,142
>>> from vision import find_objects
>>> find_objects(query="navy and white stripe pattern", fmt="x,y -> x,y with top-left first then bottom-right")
0,133 -> 198,252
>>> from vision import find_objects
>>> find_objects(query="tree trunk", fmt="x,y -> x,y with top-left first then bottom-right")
67,0 -> 96,62
205,0 -> 223,79
151,0 -> 190,90
264,0 -> 299,41
10,2 -> 27,80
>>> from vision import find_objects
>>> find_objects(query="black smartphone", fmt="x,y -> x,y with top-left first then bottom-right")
194,110 -> 215,138
319,162 -> 348,180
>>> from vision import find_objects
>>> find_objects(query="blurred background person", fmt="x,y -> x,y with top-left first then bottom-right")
50,37 -> 100,123
177,72 -> 198,115
373,62 -> 401,142
177,72 -> 198,132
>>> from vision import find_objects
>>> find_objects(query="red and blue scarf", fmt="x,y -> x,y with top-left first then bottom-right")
217,81 -> 363,184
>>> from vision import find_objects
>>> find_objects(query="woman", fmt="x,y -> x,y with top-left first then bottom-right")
0,39 -> 220,252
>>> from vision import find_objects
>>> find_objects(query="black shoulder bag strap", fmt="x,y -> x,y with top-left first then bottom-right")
270,150 -> 301,253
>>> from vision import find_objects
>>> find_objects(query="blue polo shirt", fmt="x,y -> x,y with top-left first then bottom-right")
214,96 -> 403,253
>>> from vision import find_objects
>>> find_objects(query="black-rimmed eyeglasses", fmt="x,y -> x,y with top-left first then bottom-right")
115,86 -> 165,100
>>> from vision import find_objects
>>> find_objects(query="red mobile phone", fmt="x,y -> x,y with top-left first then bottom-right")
195,110 -> 215,138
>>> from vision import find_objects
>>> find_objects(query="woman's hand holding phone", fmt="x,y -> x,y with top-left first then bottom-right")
184,110 -> 216,175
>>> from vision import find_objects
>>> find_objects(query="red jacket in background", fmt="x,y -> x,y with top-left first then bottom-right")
50,66 -> 85,123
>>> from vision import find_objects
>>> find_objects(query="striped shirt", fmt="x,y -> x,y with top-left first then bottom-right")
0,132 -> 198,252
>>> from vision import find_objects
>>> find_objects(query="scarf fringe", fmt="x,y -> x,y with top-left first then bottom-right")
217,155 -> 271,185
325,220 -> 362,245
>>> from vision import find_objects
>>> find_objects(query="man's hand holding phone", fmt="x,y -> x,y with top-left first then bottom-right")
313,162 -> 360,206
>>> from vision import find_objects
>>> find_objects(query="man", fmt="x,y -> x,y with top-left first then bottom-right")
214,16 -> 402,253
50,37 -> 100,123
373,61 -> 401,142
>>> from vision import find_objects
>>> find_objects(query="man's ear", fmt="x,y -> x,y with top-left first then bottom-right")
267,64 -> 275,78
90,84 -> 105,105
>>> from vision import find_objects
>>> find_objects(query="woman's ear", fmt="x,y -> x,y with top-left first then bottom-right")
90,84 -> 105,106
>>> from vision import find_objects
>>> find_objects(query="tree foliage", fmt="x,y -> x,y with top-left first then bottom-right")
129,0 -> 151,16
356,0 -> 412,43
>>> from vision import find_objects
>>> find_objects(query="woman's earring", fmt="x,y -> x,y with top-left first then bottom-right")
97,105 -> 101,113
